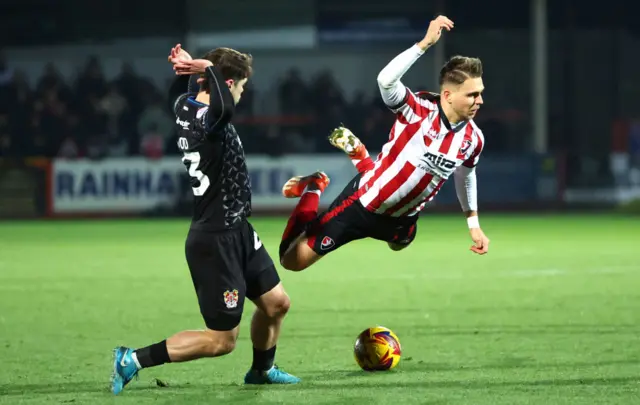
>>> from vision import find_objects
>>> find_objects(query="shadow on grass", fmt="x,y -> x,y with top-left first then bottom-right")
259,323 -> 640,340
1,372 -> 637,398
392,357 -> 640,373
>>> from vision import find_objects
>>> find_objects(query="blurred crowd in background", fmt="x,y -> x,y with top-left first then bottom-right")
0,53 -> 519,159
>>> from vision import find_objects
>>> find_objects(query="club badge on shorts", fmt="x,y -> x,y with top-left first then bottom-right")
223,289 -> 239,309
320,236 -> 335,250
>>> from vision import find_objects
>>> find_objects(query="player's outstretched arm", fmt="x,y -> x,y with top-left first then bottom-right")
377,15 -> 454,107
454,166 -> 490,255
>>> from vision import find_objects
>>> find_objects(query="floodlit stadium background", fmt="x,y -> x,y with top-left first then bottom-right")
1,1 -> 638,404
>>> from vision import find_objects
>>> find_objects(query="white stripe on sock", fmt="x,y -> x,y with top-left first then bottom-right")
302,189 -> 322,196
131,351 -> 142,370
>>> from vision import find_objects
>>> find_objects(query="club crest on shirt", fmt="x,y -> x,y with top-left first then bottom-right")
223,289 -> 239,309
460,139 -> 472,154
457,139 -> 473,160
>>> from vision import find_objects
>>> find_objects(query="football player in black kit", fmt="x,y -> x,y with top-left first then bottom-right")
110,44 -> 299,395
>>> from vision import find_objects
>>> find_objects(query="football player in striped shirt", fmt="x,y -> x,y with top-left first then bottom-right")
278,15 -> 490,272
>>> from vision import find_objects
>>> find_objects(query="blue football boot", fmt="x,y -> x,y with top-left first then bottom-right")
244,365 -> 301,384
111,346 -> 139,395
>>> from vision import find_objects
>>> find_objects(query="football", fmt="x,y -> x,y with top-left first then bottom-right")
353,326 -> 402,371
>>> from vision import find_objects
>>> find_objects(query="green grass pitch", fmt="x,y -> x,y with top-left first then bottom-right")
0,214 -> 638,404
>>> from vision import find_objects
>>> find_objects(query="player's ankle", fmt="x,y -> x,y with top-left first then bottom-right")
304,184 -> 323,193
251,346 -> 276,372
134,340 -> 171,369
350,144 -> 368,159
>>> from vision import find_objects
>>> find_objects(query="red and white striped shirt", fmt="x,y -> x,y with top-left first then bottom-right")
357,45 -> 484,217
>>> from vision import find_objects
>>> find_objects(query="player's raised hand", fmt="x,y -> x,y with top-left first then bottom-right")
419,15 -> 454,49
168,43 -> 193,64
469,227 -> 490,255
173,59 -> 214,75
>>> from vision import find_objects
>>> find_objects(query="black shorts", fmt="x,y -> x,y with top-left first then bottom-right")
185,220 -> 280,331
305,173 -> 418,256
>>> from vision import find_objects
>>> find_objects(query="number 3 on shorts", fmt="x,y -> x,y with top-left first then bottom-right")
254,231 -> 262,250
182,151 -> 210,196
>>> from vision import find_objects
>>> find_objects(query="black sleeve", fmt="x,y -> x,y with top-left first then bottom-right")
203,65 -> 235,135
168,75 -> 192,115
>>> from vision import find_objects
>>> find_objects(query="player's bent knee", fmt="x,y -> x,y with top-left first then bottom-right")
280,256 -> 310,272
388,242 -> 409,251
212,339 -> 236,356
203,329 -> 238,357
252,282 -> 292,318
280,238 -> 321,271
264,294 -> 291,319
280,241 -> 310,272
279,251 -> 311,272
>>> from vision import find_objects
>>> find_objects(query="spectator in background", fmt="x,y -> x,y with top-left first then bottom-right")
277,69 -> 314,153
112,63 -> 150,154
10,70 -> 32,111
310,70 -> 345,115
0,53 -> 14,112
85,128 -> 109,159
0,113 -> 12,156
1,70 -> 32,156
34,88 -> 68,155
113,63 -> 143,107
0,52 -> 13,86
98,84 -> 129,156
57,113 -> 81,159
235,81 -> 255,116
75,56 -> 108,102
28,115 -> 49,157
309,70 -> 347,152
137,94 -> 173,157
140,122 -> 164,159
57,135 -> 80,159
279,68 -> 309,115
99,84 -> 128,135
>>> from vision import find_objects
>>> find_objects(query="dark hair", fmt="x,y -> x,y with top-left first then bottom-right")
439,56 -> 483,87
200,47 -> 253,92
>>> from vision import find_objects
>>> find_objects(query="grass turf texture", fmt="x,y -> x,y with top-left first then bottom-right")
0,214 -> 638,404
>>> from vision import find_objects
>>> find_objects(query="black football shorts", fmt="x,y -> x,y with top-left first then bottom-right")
185,220 -> 280,331
303,173 -> 419,256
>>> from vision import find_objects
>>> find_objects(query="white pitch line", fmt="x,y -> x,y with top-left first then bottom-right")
300,265 -> 637,282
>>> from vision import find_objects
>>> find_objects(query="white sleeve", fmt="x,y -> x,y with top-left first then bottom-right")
454,165 -> 478,212
377,44 -> 425,108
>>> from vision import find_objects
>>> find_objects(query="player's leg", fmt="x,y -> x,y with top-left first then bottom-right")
279,232 -> 322,271
164,326 -> 239,361
110,229 -> 247,395
245,281 -> 300,384
249,282 -> 289,357
280,173 -> 367,271
112,328 -> 241,395
279,171 -> 329,271
242,223 -> 299,384
328,126 -> 374,173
